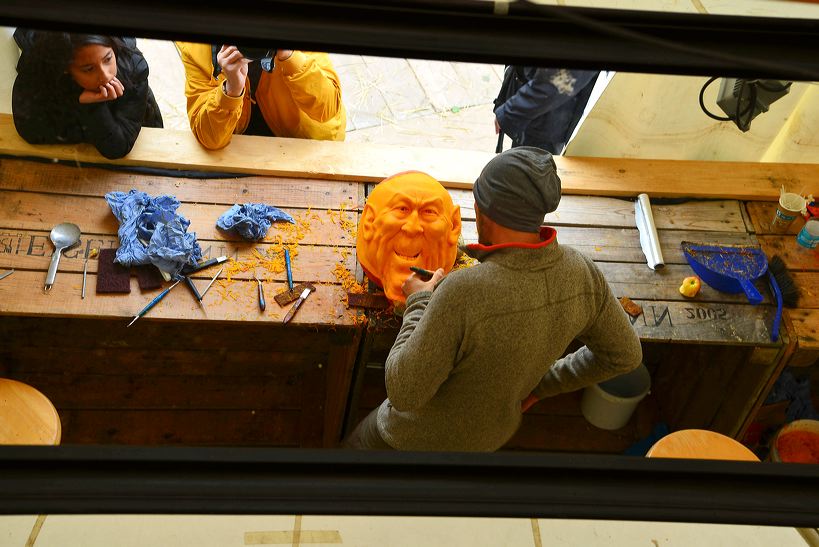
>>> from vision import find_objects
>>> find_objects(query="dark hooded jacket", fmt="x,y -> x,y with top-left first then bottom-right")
494,67 -> 599,155
12,29 -> 163,159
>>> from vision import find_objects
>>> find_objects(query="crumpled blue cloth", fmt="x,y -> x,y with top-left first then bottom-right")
105,190 -> 202,275
216,203 -> 295,240
765,368 -> 819,422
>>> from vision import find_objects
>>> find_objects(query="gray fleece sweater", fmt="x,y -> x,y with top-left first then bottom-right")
376,229 -> 643,451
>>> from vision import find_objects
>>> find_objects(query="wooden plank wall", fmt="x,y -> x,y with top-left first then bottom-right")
0,317 -> 360,447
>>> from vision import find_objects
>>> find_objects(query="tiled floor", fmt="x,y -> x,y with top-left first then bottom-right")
1,514 -> 812,546
136,39 -> 502,153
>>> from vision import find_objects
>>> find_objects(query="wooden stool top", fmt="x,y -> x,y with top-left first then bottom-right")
646,429 -> 759,461
0,378 -> 61,445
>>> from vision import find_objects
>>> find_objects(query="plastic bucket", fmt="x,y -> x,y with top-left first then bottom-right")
581,363 -> 651,430
770,419 -> 819,464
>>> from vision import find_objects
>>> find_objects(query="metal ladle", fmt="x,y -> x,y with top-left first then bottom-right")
45,222 -> 81,292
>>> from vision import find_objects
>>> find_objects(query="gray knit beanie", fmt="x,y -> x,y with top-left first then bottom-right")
473,147 -> 561,233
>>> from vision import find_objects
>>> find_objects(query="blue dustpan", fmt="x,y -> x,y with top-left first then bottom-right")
680,242 -> 767,305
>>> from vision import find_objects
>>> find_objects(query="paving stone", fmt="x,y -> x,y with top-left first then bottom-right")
361,56 -> 434,122
408,59 -> 503,113
451,62 -> 503,105
137,38 -> 190,131
345,103 -> 497,152
335,62 -> 392,131
329,53 -> 366,68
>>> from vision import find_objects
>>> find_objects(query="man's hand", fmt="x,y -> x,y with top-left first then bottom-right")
217,45 -> 250,97
402,268 -> 445,298
494,116 -> 501,135
78,78 -> 125,104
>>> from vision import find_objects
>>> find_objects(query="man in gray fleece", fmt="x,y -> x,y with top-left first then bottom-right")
346,146 -> 643,451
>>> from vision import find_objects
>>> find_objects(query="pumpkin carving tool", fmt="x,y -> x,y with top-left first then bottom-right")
283,286 -> 313,324
253,274 -> 266,311
127,278 -> 182,327
274,249 -> 315,306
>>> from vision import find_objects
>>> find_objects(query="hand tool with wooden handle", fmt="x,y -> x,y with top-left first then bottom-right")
283,287 -> 312,324
253,274 -> 266,311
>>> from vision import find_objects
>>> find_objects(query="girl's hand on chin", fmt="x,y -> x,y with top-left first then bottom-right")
79,78 -> 125,104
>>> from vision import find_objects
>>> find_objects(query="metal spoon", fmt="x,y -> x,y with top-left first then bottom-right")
44,223 -> 81,292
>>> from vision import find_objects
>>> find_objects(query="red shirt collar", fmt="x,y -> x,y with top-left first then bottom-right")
466,226 -> 557,252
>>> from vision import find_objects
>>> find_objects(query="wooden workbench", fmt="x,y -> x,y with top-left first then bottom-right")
347,185 -> 794,453
0,113 -> 815,452
0,158 -> 363,447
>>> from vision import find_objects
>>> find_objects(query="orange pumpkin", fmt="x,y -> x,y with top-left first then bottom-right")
356,171 -> 461,303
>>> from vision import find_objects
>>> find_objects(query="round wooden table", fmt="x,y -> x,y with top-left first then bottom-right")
0,378 -> 61,445
647,429 -> 759,461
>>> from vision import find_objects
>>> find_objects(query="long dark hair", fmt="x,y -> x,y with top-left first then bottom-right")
15,30 -> 137,90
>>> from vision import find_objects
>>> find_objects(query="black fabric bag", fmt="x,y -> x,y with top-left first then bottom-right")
493,65 -> 527,153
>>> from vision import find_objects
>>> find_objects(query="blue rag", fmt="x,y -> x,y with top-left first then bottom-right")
765,368 -> 819,422
216,203 -> 295,240
105,190 -> 203,275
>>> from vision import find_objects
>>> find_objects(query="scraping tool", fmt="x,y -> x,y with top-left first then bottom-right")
253,274 -> 266,311
274,249 -> 315,306
45,222 -> 81,291
283,286 -> 313,324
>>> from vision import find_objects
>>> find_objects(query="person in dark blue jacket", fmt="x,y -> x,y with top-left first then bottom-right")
493,67 -> 599,155
12,29 -> 163,159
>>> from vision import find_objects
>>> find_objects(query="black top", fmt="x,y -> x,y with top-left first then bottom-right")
12,30 -> 163,159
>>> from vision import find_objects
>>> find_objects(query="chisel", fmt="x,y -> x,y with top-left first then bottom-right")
182,275 -> 207,312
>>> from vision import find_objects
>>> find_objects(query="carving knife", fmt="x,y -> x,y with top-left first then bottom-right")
282,287 -> 312,324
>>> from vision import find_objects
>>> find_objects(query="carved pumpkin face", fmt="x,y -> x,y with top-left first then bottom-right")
357,171 -> 461,303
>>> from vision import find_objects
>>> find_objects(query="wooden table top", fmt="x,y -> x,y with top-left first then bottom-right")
381,185 -> 783,347
0,156 -> 790,344
751,202 -> 819,363
0,158 -> 364,327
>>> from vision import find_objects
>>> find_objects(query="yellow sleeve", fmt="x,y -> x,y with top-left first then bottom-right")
277,51 -> 344,125
175,42 -> 245,150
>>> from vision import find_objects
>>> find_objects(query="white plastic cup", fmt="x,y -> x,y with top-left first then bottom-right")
581,364 -> 651,430
771,193 -> 806,233
796,219 -> 819,249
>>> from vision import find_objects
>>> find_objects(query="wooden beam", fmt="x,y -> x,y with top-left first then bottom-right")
1,114 -> 816,199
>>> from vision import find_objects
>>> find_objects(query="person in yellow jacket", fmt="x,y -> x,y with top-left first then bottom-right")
176,42 -> 346,149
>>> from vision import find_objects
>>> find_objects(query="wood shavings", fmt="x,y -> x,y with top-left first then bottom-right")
327,201 -> 358,239
333,262 -> 365,294
452,253 -> 478,271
